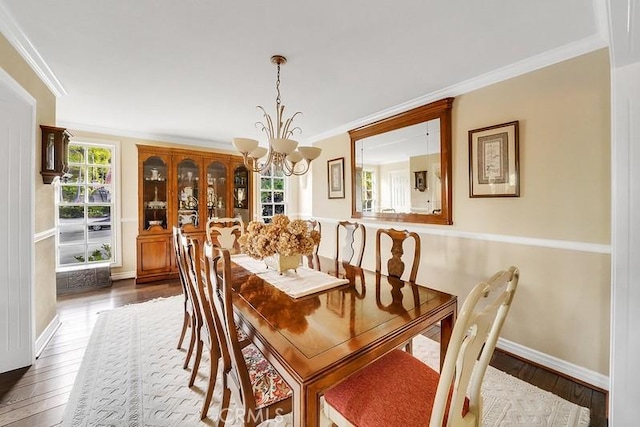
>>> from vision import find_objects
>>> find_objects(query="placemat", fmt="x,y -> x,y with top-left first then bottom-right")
232,254 -> 349,298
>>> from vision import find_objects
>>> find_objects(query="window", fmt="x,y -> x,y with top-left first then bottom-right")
57,142 -> 116,269
362,170 -> 375,212
259,164 -> 286,223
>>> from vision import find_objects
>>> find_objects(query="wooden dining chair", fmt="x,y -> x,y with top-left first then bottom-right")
173,227 -> 200,370
323,266 -> 520,427
375,228 -> 421,282
335,221 -> 366,268
181,236 -> 222,418
205,216 -> 244,254
206,245 -> 293,427
305,219 -> 322,270
173,227 -> 191,350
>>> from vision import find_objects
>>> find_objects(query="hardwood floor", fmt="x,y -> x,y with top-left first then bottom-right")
0,279 -> 607,426
0,279 -> 183,427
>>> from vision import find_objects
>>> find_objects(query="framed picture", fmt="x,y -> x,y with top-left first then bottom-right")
468,121 -> 520,197
327,157 -> 345,199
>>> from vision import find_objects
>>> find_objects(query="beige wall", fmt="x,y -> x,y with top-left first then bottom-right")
1,33 -> 58,337
310,49 -> 611,375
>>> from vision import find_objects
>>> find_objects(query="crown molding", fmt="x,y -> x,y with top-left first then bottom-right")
58,121 -> 233,152
0,1 -> 66,97
307,34 -> 608,144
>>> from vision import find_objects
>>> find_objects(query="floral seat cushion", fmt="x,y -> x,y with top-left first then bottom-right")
242,344 -> 293,409
235,324 -> 248,342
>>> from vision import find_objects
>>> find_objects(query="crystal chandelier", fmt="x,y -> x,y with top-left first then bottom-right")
232,55 -> 321,176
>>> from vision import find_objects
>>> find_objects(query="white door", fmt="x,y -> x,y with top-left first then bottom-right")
0,69 -> 35,373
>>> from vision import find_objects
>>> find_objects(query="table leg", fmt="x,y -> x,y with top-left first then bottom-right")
439,310 -> 455,370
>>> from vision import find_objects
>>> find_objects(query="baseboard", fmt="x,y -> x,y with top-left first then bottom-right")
111,270 -> 136,281
35,314 -> 61,358
497,337 -> 609,391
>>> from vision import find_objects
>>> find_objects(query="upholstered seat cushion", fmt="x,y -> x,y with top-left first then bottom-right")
242,344 -> 293,409
324,349 -> 469,427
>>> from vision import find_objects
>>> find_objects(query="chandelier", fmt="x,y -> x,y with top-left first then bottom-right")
232,55 -> 321,176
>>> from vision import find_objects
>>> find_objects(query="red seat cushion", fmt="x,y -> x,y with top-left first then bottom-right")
324,349 -> 469,427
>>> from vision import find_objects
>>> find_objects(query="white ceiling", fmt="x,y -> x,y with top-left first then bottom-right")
0,0 -> 606,150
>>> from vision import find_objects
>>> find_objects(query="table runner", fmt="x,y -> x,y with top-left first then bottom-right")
232,254 -> 349,298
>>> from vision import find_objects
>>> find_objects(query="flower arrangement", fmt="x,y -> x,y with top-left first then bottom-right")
238,214 -> 321,260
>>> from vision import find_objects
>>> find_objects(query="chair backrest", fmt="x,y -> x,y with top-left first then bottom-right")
177,233 -> 204,340
172,226 -> 189,300
375,228 -> 421,282
182,236 -> 219,351
205,216 -> 244,253
430,266 -> 520,427
335,221 -> 366,267
305,219 -> 322,270
205,244 -> 260,414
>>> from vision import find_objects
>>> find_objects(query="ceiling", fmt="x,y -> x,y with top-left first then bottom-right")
0,0 -> 606,150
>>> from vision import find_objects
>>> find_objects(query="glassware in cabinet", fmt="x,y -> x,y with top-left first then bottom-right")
142,156 -> 168,230
176,158 -> 200,229
206,161 -> 227,220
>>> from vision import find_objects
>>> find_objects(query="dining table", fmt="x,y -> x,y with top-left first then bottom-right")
229,255 -> 457,427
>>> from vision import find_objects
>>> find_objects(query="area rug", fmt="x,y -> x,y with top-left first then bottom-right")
62,296 -> 590,426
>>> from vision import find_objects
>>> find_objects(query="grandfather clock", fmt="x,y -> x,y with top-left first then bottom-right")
40,125 -> 72,184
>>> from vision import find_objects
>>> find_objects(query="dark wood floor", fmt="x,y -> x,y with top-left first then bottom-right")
0,279 -> 607,426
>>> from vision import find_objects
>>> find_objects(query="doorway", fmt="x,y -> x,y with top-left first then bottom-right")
0,68 -> 36,373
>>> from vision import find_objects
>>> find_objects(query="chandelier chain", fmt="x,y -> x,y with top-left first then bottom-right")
276,62 -> 281,107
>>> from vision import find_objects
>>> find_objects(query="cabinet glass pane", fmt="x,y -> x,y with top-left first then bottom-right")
206,161 -> 227,220
177,159 -> 200,228
143,156 -> 168,230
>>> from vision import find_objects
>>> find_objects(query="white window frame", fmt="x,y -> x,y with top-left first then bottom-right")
56,138 -> 121,271
258,164 -> 287,223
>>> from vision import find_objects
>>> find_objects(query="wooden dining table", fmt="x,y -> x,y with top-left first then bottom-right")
229,256 -> 457,427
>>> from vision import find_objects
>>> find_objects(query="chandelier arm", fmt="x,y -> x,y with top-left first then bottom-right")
289,160 -> 311,176
281,111 -> 302,138
242,153 -> 268,174
275,104 -> 285,139
257,106 -> 275,139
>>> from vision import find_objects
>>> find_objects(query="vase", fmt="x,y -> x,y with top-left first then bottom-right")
264,253 -> 301,274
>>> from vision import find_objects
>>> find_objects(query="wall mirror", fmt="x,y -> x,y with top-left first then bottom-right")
350,97 -> 454,225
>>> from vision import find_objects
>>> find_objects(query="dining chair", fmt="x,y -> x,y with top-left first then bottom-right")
335,221 -> 366,268
173,227 -> 200,370
173,227 -> 191,350
206,245 -> 293,427
323,266 -> 520,427
305,219 -> 322,270
205,216 -> 244,254
181,236 -> 222,418
375,228 -> 421,282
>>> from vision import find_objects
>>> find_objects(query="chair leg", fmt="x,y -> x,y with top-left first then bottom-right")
217,381 -> 231,427
183,318 -> 196,368
177,312 -> 189,349
200,350 -> 219,420
189,339 -> 203,387
404,338 -> 413,355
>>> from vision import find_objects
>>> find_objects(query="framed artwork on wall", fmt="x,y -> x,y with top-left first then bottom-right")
327,157 -> 345,199
468,121 -> 520,197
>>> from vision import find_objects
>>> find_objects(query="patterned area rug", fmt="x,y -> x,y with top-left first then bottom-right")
62,296 -> 590,426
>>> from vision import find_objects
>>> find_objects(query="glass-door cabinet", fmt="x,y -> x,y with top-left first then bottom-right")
206,161 -> 228,220
233,164 -> 251,224
175,156 -> 201,231
140,153 -> 169,232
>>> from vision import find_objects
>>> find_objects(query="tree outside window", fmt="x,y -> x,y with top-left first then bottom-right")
57,143 -> 115,268
260,165 -> 286,223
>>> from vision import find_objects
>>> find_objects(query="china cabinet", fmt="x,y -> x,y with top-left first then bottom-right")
136,145 -> 252,283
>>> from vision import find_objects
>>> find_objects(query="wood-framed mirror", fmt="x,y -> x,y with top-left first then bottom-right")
349,97 -> 454,225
